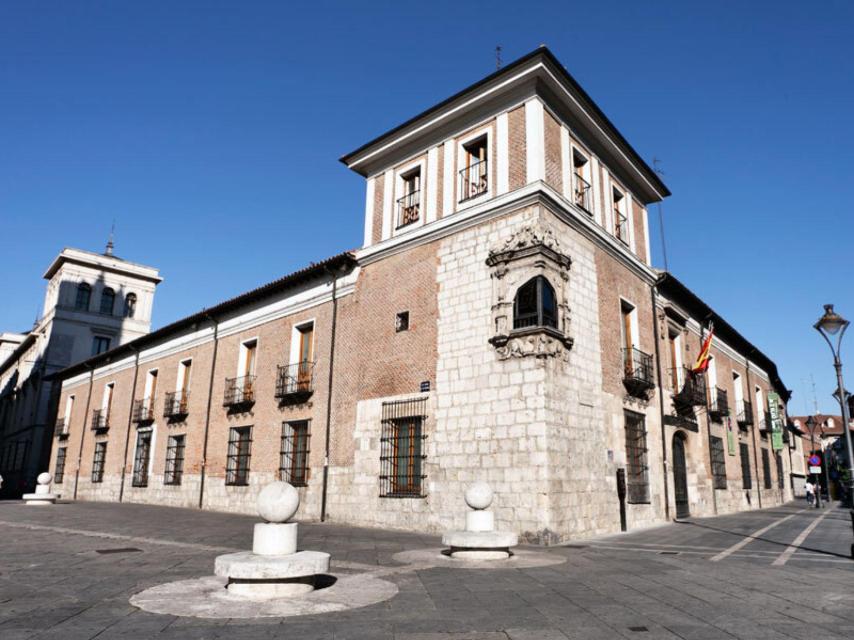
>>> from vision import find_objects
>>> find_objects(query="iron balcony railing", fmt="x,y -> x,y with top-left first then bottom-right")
709,388 -> 729,421
759,411 -> 773,435
275,361 -> 315,400
736,399 -> 754,428
132,398 -> 156,424
671,367 -> 706,407
163,390 -> 190,418
396,190 -> 420,228
91,408 -> 110,431
224,375 -> 256,407
573,173 -> 592,213
459,158 -> 488,202
622,347 -> 655,396
54,417 -> 68,439
614,209 -> 630,245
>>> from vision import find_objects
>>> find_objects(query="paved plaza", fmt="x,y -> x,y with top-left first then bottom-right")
1,500 -> 852,639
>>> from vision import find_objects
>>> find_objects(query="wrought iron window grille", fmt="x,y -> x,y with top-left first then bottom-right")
164,435 -> 185,486
131,431 -> 152,488
226,426 -> 252,486
710,436 -> 727,489
92,442 -> 107,483
54,447 -> 67,484
739,442 -> 752,490
624,410 -> 650,504
280,421 -> 310,486
380,398 -> 428,498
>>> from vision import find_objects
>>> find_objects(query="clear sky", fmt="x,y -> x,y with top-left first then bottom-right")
1,1 -> 852,414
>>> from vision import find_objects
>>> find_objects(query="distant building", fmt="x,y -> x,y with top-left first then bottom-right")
0,243 -> 161,497
790,414 -> 852,498
49,48 -> 793,541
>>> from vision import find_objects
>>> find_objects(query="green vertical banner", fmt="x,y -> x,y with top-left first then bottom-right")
768,392 -> 784,451
726,416 -> 736,455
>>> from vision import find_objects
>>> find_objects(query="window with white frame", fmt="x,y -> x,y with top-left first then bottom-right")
459,135 -> 488,202
612,187 -> 629,245
397,167 -> 421,228
571,149 -> 592,213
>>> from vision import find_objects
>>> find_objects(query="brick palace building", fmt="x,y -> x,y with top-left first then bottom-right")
47,47 -> 794,542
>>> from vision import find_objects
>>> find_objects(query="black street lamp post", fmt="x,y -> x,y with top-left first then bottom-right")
814,304 -> 854,557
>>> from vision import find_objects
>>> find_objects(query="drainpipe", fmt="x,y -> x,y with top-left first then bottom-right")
118,348 -> 141,502
700,322 -> 719,515
198,315 -> 220,509
73,366 -> 95,500
320,266 -> 340,522
745,360 -> 762,508
650,283 -> 671,521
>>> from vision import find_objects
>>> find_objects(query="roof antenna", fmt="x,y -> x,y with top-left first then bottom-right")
495,45 -> 502,70
105,220 -> 115,256
653,158 -> 669,272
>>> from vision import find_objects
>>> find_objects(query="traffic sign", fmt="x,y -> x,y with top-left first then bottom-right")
809,465 -> 822,474
808,454 -> 821,466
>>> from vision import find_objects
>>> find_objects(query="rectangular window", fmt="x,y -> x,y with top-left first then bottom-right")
92,442 -> 107,483
280,421 -> 310,486
226,426 -> 252,486
710,436 -> 727,490
54,447 -> 67,484
459,135 -> 488,202
132,430 -> 152,488
164,435 -> 185,486
571,149 -> 592,213
624,410 -> 650,503
380,398 -> 427,498
397,167 -> 421,228
613,187 -> 629,245
92,336 -> 111,355
739,442 -> 752,490
761,448 -> 772,489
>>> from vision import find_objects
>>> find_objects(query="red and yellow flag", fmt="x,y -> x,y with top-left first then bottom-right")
692,324 -> 714,373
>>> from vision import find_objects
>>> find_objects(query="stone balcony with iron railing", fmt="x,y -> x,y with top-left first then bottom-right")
709,387 -> 729,422
163,390 -> 190,419
736,399 -> 754,429
91,408 -> 110,431
622,347 -> 655,397
670,367 -> 706,408
275,361 -> 315,403
224,375 -> 256,408
132,397 -> 156,424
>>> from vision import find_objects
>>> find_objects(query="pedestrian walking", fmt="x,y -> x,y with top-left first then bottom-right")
805,480 -> 815,506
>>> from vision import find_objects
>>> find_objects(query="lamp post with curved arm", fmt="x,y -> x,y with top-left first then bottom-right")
814,304 -> 854,557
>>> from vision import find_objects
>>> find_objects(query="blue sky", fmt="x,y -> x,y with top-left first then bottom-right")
1,1 -> 852,413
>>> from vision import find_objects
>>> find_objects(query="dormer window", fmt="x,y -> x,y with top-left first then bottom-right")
513,276 -> 557,330
459,136 -> 488,202
572,150 -> 592,213
612,187 -> 629,245
397,168 -> 421,228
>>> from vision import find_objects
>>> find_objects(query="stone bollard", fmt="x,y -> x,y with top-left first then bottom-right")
23,473 -> 58,505
442,482 -> 518,559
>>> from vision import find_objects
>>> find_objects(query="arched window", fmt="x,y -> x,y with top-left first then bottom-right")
124,293 -> 137,318
100,287 -> 115,315
75,283 -> 91,310
513,276 -> 557,330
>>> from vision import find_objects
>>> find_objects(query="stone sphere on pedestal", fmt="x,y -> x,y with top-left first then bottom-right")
257,481 -> 299,523
465,482 -> 493,511
37,472 -> 51,486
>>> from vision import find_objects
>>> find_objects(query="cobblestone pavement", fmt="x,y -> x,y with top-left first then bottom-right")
1,500 -> 852,639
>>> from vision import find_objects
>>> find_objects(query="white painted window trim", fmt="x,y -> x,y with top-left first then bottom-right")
642,206 -> 652,266
288,319 -> 315,366
707,356 -> 717,391
176,358 -> 192,392
733,372 -> 744,410
237,337 -> 259,377
363,177 -> 376,248
392,157 -> 427,237
101,382 -> 115,412
63,395 -> 74,428
559,125 -> 571,201
455,126 -> 493,211
619,297 -> 640,351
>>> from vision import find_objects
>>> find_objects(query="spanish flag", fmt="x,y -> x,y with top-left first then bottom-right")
692,324 -> 714,373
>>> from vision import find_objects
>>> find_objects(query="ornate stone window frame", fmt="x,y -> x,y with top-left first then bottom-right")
485,222 -> 573,360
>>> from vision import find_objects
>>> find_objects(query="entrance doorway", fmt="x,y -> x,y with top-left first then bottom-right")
673,432 -> 690,519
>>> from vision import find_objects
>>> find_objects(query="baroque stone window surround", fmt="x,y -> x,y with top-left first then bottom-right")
486,221 -> 573,360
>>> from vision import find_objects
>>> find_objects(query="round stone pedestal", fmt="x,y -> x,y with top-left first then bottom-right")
442,530 -> 518,560
214,550 -> 330,601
